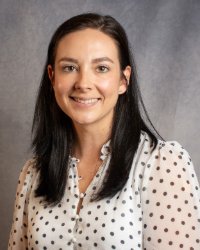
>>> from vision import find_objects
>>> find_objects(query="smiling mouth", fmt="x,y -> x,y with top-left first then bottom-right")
71,97 -> 100,104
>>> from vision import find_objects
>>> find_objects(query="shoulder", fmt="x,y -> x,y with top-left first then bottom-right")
16,158 -> 38,194
141,131 -> 192,165
153,138 -> 193,171
139,132 -> 199,193
138,131 -> 198,186
18,158 -> 37,179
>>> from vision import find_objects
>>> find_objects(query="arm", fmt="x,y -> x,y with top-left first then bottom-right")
142,141 -> 200,250
8,160 -> 35,250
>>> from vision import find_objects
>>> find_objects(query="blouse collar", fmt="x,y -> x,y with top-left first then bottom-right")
100,140 -> 111,160
69,140 -> 111,163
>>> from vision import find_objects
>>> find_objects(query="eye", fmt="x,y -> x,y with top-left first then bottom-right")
62,65 -> 78,72
96,65 -> 109,73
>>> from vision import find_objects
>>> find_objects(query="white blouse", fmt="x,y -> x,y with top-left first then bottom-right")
8,131 -> 200,250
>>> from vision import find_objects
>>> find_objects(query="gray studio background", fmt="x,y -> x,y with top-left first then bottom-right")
0,0 -> 200,248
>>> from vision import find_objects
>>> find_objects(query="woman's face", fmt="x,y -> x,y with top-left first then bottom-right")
48,28 -> 131,131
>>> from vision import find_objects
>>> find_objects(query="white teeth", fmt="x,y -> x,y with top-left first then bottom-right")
73,97 -> 99,104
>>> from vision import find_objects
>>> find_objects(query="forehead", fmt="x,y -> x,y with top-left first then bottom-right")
55,28 -> 119,62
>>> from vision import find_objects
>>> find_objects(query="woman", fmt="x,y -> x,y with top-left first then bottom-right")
8,13 -> 200,250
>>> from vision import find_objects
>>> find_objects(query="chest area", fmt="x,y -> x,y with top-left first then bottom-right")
27,178 -> 142,249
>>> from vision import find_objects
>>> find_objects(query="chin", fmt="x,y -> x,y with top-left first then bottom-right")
74,120 -> 97,126
72,116 -> 98,126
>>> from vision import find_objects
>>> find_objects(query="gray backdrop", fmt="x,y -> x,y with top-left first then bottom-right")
0,0 -> 200,249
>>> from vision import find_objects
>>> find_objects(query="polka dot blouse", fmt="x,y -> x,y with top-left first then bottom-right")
8,131 -> 200,250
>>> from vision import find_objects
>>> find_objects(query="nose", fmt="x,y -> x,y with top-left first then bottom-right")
74,69 -> 92,91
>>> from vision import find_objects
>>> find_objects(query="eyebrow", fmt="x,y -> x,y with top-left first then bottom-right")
92,57 -> 114,64
58,57 -> 114,64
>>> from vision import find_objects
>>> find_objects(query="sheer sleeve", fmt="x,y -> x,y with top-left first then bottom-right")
142,141 -> 200,250
8,159 -> 36,250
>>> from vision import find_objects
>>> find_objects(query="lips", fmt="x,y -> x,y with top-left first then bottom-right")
71,97 -> 100,104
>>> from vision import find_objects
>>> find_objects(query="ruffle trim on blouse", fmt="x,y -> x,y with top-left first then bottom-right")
69,140 -> 111,163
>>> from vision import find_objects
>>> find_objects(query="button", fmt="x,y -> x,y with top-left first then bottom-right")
71,237 -> 77,243
79,193 -> 85,198
78,176 -> 83,181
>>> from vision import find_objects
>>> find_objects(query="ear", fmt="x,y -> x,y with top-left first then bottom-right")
47,65 -> 55,86
118,65 -> 131,95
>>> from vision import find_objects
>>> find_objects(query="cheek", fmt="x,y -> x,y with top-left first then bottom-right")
53,79 -> 70,96
98,78 -> 120,97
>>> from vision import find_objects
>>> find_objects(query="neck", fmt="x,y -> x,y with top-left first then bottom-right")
72,123 -> 111,161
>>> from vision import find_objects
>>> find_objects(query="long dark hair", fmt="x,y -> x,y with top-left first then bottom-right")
32,13 -> 163,205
